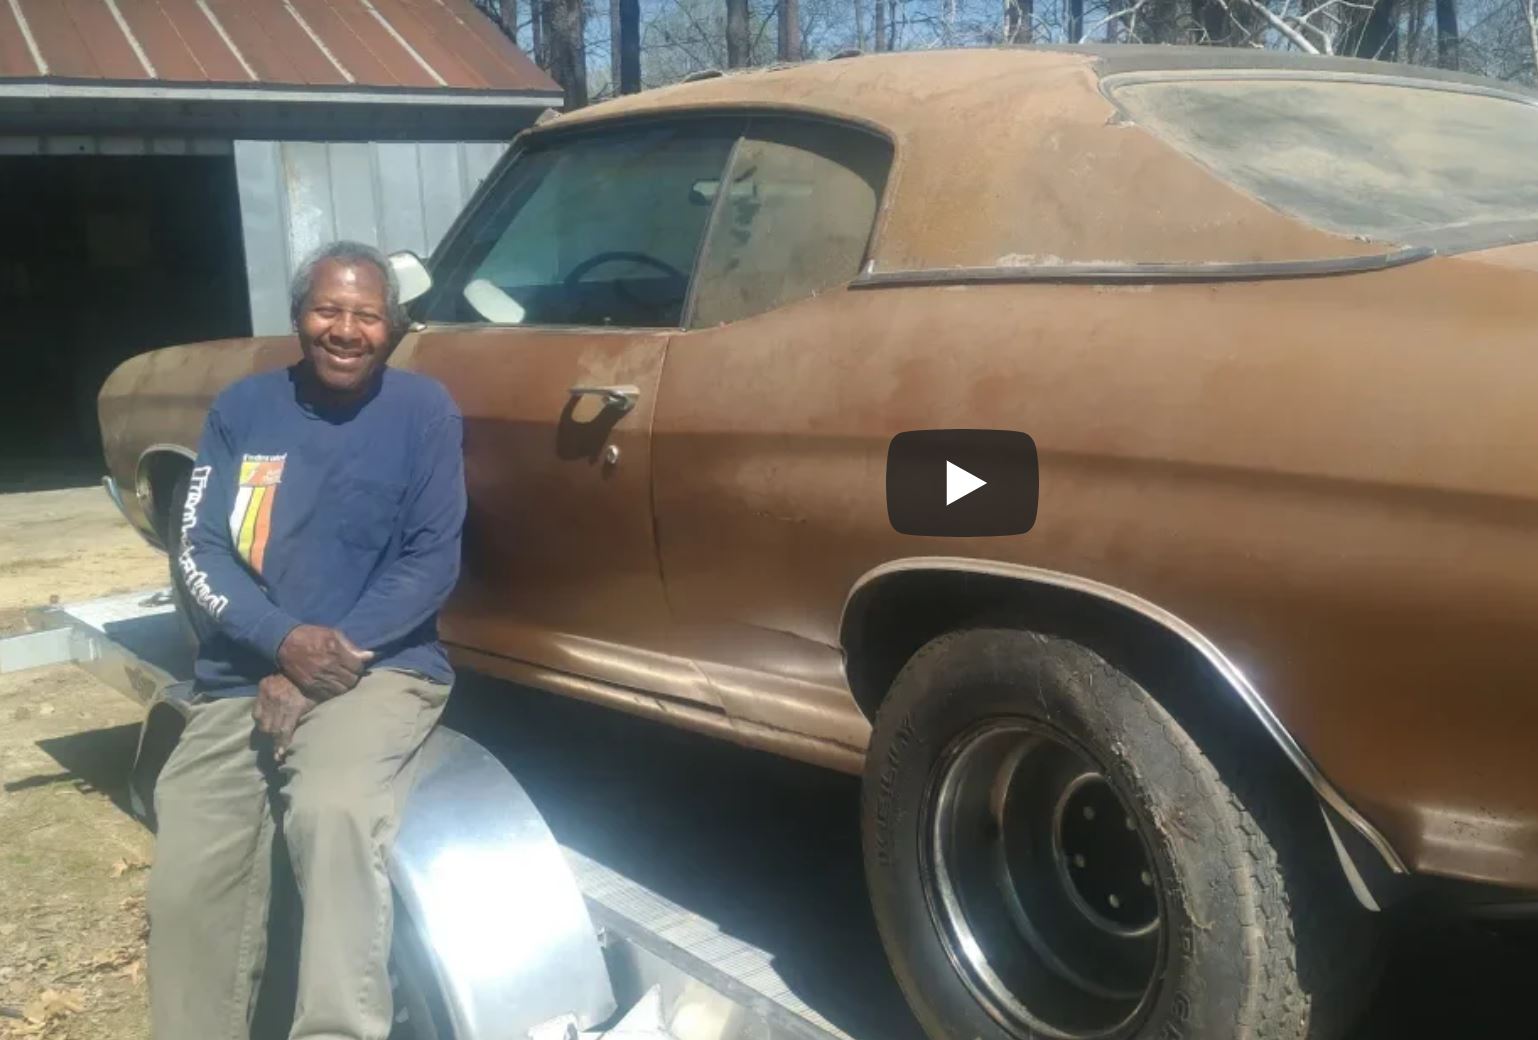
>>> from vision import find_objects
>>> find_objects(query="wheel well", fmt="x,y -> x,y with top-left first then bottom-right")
842,568 -> 1247,728
841,565 -> 1407,899
138,450 -> 193,544
845,570 -> 1328,815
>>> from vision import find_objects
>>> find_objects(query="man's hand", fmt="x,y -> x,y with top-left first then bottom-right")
253,674 -> 317,761
277,624 -> 373,700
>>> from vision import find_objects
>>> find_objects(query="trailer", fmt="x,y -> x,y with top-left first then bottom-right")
0,587 -> 889,1040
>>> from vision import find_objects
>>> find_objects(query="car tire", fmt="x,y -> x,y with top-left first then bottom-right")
861,627 -> 1376,1040
162,467 -> 219,649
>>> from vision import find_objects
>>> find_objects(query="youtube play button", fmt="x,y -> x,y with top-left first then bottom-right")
886,429 -> 1038,537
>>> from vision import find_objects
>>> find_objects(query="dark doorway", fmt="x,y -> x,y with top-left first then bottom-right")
0,155 -> 249,491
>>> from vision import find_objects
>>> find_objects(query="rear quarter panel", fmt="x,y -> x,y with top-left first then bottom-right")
652,250 -> 1538,889
98,337 -> 299,539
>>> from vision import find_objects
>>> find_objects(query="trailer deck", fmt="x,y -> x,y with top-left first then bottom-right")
3,589 -> 922,1040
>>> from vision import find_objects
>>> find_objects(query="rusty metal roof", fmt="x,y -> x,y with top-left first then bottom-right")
0,0 -> 557,97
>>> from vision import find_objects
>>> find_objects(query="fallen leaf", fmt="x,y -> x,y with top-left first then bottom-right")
108,857 -> 148,879
118,960 -> 143,986
21,988 -> 83,1027
36,706 -> 53,718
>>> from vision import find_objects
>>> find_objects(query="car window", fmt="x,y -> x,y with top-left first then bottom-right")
688,120 -> 890,329
422,122 -> 741,328
1110,77 -> 1538,245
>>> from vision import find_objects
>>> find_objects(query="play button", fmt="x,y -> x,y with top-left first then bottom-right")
945,461 -> 987,506
886,429 -> 1038,537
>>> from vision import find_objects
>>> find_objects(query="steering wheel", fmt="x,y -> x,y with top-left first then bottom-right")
563,251 -> 688,320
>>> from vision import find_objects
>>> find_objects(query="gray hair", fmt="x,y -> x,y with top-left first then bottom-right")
288,240 -> 408,338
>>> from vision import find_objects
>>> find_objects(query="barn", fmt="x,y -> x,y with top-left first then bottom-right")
0,0 -> 559,488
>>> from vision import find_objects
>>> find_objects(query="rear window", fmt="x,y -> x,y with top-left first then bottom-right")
1111,77 -> 1538,246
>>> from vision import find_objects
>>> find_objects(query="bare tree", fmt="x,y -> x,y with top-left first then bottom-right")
1526,0 -> 1538,72
619,0 -> 641,92
874,0 -> 886,48
1436,0 -> 1459,68
854,0 -> 867,47
610,0 -> 622,92
727,0 -> 752,64
498,0 -> 518,39
547,0 -> 587,107
780,0 -> 804,58
531,0 -> 544,65
1005,0 -> 1033,41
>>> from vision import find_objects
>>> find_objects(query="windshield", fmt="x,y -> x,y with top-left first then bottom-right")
1111,77 -> 1538,247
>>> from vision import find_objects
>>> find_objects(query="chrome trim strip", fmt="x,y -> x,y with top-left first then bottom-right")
840,557 -> 1409,875
850,248 -> 1432,289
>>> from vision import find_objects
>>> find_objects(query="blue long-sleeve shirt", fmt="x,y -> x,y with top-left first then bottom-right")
178,365 -> 465,696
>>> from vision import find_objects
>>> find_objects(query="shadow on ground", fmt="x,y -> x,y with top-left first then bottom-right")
15,722 -> 141,817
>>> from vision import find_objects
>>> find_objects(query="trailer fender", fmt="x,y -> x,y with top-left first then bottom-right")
392,727 -> 617,1039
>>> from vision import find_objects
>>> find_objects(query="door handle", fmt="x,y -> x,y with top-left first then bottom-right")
569,384 -> 640,413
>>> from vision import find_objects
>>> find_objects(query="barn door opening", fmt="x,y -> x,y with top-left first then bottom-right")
0,153 -> 249,490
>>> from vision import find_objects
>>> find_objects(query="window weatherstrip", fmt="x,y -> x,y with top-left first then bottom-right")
679,125 -> 749,330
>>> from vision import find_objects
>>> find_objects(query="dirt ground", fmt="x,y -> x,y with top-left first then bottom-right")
0,488 -> 166,638
0,487 -> 164,1040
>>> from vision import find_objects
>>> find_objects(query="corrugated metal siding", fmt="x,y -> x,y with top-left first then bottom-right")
0,0 -> 556,95
235,138 -> 506,334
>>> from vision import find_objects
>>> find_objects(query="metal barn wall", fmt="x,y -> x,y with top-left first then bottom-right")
235,140 -> 508,335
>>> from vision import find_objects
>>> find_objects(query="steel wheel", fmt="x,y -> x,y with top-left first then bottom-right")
922,720 -> 1164,1040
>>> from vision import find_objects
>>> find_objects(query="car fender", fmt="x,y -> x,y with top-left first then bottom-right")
840,557 -> 1408,887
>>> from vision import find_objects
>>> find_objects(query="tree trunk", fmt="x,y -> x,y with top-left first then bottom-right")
778,0 -> 801,60
609,0 -> 621,94
1349,0 -> 1399,59
888,0 -> 897,49
531,0 -> 544,66
548,0 -> 587,109
1191,0 -> 1227,42
873,0 -> 885,51
854,0 -> 866,50
726,0 -> 750,65
1436,0 -> 1459,68
619,0 -> 640,92
498,0 -> 518,40
1005,0 -> 1032,42
1068,0 -> 1083,42
1526,0 -> 1538,78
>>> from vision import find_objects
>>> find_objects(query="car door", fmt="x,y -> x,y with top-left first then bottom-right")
406,119 -> 744,707
650,117 -> 895,751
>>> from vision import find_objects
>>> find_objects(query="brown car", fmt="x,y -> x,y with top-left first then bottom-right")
100,45 -> 1538,1040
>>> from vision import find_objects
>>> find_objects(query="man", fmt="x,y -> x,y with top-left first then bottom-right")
147,241 -> 466,1040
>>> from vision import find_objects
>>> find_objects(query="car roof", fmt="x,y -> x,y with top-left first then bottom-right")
525,48 -> 1534,271
542,46 -> 1534,137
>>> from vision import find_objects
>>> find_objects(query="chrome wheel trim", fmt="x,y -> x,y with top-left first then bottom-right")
922,720 -> 1165,1040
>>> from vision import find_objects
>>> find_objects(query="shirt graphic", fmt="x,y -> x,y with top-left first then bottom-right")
230,454 -> 286,573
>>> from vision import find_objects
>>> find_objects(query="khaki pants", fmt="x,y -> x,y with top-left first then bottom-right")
147,669 -> 450,1040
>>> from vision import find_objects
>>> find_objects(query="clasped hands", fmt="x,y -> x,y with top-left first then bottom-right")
253,625 -> 374,760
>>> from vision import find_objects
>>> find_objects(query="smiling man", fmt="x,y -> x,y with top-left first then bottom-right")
147,242 -> 465,1040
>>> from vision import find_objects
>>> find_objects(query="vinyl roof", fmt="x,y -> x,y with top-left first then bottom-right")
0,0 -> 558,99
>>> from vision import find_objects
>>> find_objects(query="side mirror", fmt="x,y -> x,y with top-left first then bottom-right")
389,251 -> 433,305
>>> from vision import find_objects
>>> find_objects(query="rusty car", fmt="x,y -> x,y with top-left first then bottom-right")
99,45 -> 1538,1040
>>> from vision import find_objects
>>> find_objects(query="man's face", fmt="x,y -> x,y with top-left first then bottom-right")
297,259 -> 394,399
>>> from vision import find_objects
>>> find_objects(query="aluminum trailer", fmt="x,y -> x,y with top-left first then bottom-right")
1,588 -> 869,1040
